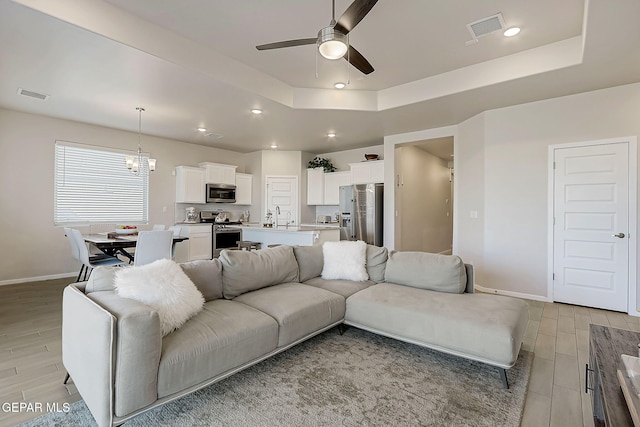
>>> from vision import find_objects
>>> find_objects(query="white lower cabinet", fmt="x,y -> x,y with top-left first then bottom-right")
173,224 -> 212,262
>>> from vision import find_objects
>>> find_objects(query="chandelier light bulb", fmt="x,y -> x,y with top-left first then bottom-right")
125,106 -> 156,175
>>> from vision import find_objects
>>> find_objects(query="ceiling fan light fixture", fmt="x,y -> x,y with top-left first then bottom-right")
317,26 -> 348,60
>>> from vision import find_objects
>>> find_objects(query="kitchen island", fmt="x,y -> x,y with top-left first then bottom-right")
239,225 -> 340,248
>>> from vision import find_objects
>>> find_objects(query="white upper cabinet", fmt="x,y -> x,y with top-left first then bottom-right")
349,160 -> 384,184
235,173 -> 253,205
175,166 -> 205,204
323,171 -> 351,205
307,169 -> 351,205
198,162 -> 237,185
307,168 -> 325,205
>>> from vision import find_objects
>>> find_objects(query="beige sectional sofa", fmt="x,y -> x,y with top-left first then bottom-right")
62,244 -> 528,427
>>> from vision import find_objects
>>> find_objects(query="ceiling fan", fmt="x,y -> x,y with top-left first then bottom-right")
256,0 -> 378,75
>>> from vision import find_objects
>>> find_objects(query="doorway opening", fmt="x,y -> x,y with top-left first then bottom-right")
394,137 -> 454,253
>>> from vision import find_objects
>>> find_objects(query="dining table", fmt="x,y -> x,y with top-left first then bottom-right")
83,233 -> 189,263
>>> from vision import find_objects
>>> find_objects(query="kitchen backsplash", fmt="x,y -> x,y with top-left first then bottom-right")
315,205 -> 339,222
175,203 -> 250,223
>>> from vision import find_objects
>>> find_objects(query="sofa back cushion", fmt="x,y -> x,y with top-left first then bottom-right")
85,266 -> 117,293
293,245 -> 324,282
293,243 -> 389,283
180,259 -> 223,302
220,245 -> 300,299
366,245 -> 388,283
384,251 -> 467,294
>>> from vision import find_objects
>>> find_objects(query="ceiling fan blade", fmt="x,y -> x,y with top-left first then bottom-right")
345,45 -> 374,75
256,38 -> 317,51
334,0 -> 378,34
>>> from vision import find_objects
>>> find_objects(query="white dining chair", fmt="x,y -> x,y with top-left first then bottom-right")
167,226 -> 182,259
152,224 -> 167,231
167,225 -> 182,236
67,228 -> 126,281
134,230 -> 174,266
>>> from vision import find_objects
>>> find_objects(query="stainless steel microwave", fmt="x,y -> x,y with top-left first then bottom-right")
206,183 -> 236,203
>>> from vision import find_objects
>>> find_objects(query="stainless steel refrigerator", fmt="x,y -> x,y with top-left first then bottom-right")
339,183 -> 384,246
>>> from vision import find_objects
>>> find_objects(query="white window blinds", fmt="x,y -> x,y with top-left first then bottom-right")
54,141 -> 149,225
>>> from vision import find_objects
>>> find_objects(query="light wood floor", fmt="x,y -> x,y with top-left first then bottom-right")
1,278 -> 637,426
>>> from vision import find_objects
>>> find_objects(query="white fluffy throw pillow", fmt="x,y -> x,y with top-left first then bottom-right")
115,259 -> 204,336
321,240 -> 369,282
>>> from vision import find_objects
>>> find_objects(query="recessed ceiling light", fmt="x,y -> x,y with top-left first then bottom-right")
503,27 -> 521,37
251,108 -> 263,115
197,127 -> 207,132
334,82 -> 346,89
327,132 -> 336,138
270,143 -> 278,149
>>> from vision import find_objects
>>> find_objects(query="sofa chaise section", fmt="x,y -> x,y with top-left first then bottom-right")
343,250 -> 529,387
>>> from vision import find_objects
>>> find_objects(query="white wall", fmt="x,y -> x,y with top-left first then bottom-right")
0,108 -> 245,283
317,144 -> 383,171
395,145 -> 452,253
244,150 -> 311,226
456,82 -> 640,302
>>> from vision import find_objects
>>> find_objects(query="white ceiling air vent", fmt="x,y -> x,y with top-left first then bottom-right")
17,88 -> 49,101
466,13 -> 506,45
205,132 -> 224,139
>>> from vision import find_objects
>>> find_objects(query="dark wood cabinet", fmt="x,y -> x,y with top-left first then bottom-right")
588,325 -> 637,426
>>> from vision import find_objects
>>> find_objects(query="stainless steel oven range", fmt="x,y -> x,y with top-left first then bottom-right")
212,224 -> 242,257
199,211 -> 243,257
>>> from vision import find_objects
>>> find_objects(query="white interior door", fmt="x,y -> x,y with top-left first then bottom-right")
265,176 -> 298,227
553,142 -> 630,312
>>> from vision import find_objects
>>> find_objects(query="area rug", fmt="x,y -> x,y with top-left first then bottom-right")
20,327 -> 532,427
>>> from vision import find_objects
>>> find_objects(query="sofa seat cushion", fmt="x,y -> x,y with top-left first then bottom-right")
303,277 -> 375,298
234,283 -> 345,347
157,299 -> 278,398
345,283 -> 529,368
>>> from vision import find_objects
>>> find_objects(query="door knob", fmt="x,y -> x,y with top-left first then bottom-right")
612,233 -> 626,238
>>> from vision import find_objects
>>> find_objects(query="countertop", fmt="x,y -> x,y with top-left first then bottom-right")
239,225 -> 339,232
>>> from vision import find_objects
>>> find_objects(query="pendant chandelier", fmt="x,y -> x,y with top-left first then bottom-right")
125,107 -> 156,175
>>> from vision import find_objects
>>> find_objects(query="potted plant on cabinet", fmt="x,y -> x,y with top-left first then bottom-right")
307,157 -> 336,173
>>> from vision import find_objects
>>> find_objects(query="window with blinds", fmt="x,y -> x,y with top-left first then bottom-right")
54,141 -> 149,225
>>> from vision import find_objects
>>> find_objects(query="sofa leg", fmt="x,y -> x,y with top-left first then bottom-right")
63,372 -> 70,384
338,324 -> 349,335
499,368 -> 509,389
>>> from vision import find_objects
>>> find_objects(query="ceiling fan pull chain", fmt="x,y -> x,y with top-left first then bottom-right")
315,48 -> 319,79
347,33 -> 351,85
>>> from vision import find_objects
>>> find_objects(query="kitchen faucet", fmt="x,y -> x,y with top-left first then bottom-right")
275,205 -> 280,229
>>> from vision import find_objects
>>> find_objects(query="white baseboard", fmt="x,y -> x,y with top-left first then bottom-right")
0,272 -> 77,287
474,284 -> 551,302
